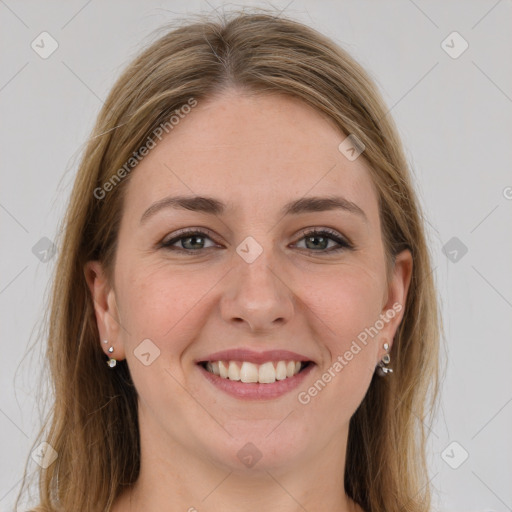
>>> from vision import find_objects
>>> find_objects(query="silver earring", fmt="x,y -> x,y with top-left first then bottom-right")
376,342 -> 393,376
104,341 -> 117,368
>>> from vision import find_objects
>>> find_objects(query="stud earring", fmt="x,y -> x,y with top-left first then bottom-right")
103,340 -> 117,368
376,342 -> 393,377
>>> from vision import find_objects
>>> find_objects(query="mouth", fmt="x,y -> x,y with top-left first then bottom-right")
195,348 -> 316,400
198,359 -> 313,384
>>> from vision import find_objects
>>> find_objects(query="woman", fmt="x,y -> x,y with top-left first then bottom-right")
18,9 -> 442,512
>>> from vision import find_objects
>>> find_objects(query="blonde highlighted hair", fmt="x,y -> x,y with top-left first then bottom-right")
18,8 -> 443,512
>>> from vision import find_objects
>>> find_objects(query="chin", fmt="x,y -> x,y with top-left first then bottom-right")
199,427 -> 310,474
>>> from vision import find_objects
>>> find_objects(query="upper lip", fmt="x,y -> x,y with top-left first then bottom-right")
196,349 -> 315,365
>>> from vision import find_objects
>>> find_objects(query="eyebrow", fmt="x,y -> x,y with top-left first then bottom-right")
140,194 -> 368,224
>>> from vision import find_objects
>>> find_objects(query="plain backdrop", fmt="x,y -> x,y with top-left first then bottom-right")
1,1 -> 511,510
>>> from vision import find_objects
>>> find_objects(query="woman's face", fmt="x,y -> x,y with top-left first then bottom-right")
87,90 -> 411,474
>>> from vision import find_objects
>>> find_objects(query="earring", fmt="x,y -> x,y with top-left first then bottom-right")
104,341 -> 117,368
376,342 -> 393,376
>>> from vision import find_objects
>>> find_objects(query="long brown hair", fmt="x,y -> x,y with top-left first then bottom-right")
17,8 -> 443,512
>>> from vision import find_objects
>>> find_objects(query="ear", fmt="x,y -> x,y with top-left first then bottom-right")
377,249 -> 413,359
84,260 -> 126,361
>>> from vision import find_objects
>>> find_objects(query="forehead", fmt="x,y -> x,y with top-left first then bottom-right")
123,91 -> 380,224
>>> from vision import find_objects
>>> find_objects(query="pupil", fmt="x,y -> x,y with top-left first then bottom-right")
184,236 -> 203,249
307,235 -> 326,250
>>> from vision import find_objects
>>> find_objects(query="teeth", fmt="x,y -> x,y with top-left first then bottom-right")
240,362 -> 259,383
204,360 -> 307,383
206,361 -> 220,376
259,362 -> 276,383
275,361 -> 287,380
228,361 -> 241,381
210,361 -> 220,376
219,361 -> 229,378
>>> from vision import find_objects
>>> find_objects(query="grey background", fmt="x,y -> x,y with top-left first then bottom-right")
1,0 -> 511,510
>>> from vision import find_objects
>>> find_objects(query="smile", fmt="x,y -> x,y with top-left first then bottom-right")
197,360 -> 315,400
201,360 -> 310,383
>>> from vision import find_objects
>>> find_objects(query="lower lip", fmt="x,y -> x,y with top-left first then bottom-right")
198,363 -> 315,400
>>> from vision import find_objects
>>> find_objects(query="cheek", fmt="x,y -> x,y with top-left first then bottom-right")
296,268 -> 383,422
115,260 -> 219,346
298,260 -> 387,415
116,251 -> 387,350
114,262 -> 215,411
302,262 -> 387,343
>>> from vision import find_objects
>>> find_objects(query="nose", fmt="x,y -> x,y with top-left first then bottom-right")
220,246 -> 295,335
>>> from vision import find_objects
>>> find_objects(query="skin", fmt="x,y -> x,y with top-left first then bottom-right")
86,89 -> 412,512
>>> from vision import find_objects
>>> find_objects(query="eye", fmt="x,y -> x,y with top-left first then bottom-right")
293,228 -> 353,253
160,227 -> 353,254
160,228 -> 219,252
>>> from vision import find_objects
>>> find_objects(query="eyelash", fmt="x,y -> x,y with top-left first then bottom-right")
159,227 -> 353,255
